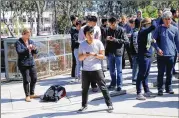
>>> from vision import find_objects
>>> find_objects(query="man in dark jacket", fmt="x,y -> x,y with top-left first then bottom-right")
136,18 -> 157,100
70,15 -> 78,78
130,19 -> 141,85
119,15 -> 133,69
105,17 -> 129,91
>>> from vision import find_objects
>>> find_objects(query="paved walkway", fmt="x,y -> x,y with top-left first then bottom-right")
1,63 -> 179,118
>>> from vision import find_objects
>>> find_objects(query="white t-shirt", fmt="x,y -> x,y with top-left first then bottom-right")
78,25 -> 101,43
79,40 -> 104,71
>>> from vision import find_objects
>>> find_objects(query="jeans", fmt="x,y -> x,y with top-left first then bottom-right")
108,53 -> 123,88
81,70 -> 112,107
19,66 -> 37,97
132,55 -> 139,81
157,56 -> 174,91
74,48 -> 82,78
136,56 -> 151,94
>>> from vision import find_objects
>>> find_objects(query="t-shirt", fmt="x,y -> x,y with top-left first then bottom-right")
78,25 -> 101,43
78,40 -> 104,71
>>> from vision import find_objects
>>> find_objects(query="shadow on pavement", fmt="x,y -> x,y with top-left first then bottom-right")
1,98 -> 25,103
133,101 -> 179,109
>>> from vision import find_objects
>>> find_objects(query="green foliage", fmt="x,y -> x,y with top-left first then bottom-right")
141,5 -> 158,18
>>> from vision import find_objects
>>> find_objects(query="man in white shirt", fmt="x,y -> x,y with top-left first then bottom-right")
78,15 -> 101,92
78,26 -> 113,112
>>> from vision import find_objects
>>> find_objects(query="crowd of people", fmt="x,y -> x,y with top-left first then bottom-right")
70,8 -> 179,112
14,8 -> 178,113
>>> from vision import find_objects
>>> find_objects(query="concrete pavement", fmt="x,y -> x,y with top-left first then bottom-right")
1,62 -> 179,118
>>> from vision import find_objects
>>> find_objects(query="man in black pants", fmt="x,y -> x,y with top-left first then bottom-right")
78,26 -> 113,112
70,15 -> 78,78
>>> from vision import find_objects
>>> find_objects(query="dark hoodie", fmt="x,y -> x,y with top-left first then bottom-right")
137,21 -> 157,57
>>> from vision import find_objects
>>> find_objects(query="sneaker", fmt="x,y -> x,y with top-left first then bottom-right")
108,85 -> 116,90
30,95 -> 40,99
136,94 -> 146,100
166,90 -> 174,94
78,106 -> 87,112
116,87 -> 122,91
107,106 -> 114,113
132,81 -> 136,85
92,87 -> 98,92
158,90 -> 163,96
144,92 -> 156,98
25,96 -> 31,102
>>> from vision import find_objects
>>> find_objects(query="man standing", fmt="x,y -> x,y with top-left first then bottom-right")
153,11 -> 179,96
78,15 -> 101,92
171,9 -> 179,75
70,15 -> 78,78
119,15 -> 133,69
106,17 -> 129,91
78,26 -> 113,112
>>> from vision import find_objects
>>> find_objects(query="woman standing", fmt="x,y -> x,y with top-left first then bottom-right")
15,28 -> 39,102
136,18 -> 157,100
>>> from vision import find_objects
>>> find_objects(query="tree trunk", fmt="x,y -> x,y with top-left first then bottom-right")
2,11 -> 15,37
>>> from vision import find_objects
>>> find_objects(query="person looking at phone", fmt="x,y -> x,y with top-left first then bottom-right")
78,26 -> 113,112
15,28 -> 39,102
105,17 -> 129,91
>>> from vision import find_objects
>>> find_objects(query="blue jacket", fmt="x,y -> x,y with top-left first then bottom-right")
15,38 -> 38,67
138,21 -> 156,57
153,25 -> 179,56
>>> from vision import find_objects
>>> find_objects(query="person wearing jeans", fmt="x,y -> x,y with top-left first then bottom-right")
105,17 -> 129,91
136,18 -> 157,100
15,28 -> 39,102
130,19 -> 141,85
153,11 -> 179,96
78,26 -> 113,112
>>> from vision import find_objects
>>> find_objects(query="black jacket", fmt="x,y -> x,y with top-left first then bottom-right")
70,25 -> 79,49
15,38 -> 38,67
105,26 -> 129,56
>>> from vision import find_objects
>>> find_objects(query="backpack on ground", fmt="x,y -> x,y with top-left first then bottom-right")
40,85 -> 67,102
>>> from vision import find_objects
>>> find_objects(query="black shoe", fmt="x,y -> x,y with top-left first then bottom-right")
158,91 -> 163,96
116,87 -> 122,91
107,106 -> 114,113
166,90 -> 174,94
78,106 -> 87,112
108,85 -> 116,90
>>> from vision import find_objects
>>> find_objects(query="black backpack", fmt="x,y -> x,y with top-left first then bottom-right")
40,85 -> 67,102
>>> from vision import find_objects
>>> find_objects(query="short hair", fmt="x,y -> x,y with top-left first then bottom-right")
171,8 -> 177,15
76,20 -> 82,26
87,15 -> 97,22
22,28 -> 30,35
70,15 -> 77,22
84,26 -> 94,36
108,17 -> 116,23
121,15 -> 127,19
129,19 -> 135,24
162,11 -> 172,19
101,18 -> 107,24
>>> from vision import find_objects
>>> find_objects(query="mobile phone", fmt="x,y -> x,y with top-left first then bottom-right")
86,52 -> 90,54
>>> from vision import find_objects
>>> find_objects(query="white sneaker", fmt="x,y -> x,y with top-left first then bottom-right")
136,94 -> 146,100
